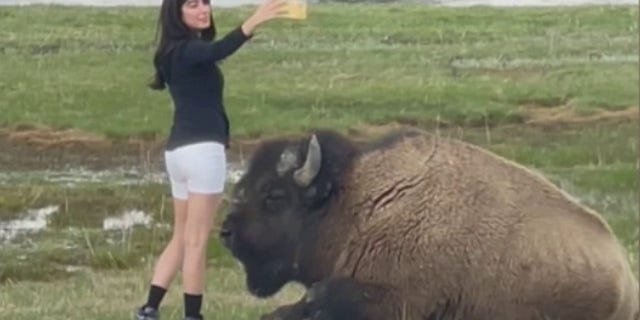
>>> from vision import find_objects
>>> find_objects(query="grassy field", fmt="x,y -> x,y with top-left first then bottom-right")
0,265 -> 306,319
0,3 -> 638,319
0,4 -> 637,137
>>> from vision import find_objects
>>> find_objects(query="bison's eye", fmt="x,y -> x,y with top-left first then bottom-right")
263,188 -> 288,212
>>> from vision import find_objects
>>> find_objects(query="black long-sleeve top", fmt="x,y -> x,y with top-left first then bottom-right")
160,26 -> 252,151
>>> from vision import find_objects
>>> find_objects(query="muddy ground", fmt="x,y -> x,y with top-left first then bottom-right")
1,106 -> 637,173
0,122 -> 430,172
0,107 -> 637,285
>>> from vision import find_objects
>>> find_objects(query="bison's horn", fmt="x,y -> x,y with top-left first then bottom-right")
294,134 -> 322,187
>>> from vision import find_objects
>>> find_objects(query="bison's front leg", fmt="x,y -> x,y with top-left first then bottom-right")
260,277 -> 398,320
259,298 -> 307,320
304,277 -> 396,320
303,277 -> 382,320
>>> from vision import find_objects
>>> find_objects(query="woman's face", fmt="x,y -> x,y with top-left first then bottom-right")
182,0 -> 211,31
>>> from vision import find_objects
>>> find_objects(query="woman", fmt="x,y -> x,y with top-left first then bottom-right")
135,0 -> 287,319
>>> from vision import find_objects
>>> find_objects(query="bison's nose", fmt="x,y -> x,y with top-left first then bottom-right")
219,218 -> 235,248
219,227 -> 232,239
219,227 -> 233,248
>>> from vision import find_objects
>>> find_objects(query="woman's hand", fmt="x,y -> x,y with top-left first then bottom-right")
241,0 -> 288,36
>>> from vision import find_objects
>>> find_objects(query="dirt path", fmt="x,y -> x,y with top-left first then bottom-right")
1,106 -> 637,172
0,125 -> 401,171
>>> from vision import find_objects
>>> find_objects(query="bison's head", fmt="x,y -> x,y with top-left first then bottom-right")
220,130 -> 357,298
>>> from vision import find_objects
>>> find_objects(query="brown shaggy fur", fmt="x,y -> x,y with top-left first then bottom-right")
294,128 -> 639,320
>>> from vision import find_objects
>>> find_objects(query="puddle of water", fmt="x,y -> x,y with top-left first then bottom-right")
102,209 -> 152,231
0,167 -> 168,187
0,163 -> 247,242
0,162 -> 246,187
0,205 -> 58,243
227,163 -> 246,184
64,265 -> 87,273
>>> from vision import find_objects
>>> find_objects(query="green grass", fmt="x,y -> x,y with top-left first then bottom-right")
0,121 -> 637,318
0,3 -> 638,319
0,267 -> 306,319
0,122 -> 636,280
0,182 -> 237,283
0,4 -> 637,138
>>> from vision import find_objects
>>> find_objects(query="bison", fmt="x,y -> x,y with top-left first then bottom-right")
219,127 -> 639,320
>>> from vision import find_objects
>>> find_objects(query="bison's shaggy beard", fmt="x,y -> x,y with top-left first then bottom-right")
243,259 -> 293,298
227,237 -> 296,298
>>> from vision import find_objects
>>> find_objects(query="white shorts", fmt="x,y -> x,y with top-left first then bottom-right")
164,142 -> 227,200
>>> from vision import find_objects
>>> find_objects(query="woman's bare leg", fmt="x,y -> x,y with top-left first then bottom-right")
136,197 -> 188,319
182,192 -> 224,318
150,198 -> 188,288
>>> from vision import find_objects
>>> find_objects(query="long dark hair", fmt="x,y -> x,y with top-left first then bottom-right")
149,0 -> 216,90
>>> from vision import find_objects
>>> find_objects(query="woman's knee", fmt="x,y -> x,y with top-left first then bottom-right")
183,231 -> 210,250
182,193 -> 222,250
170,232 -> 185,246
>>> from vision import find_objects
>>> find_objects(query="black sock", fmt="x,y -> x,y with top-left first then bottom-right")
145,284 -> 167,310
184,293 -> 203,318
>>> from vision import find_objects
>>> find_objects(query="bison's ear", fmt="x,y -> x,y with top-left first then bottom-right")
294,134 -> 322,187
303,181 -> 333,210
277,146 -> 299,177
